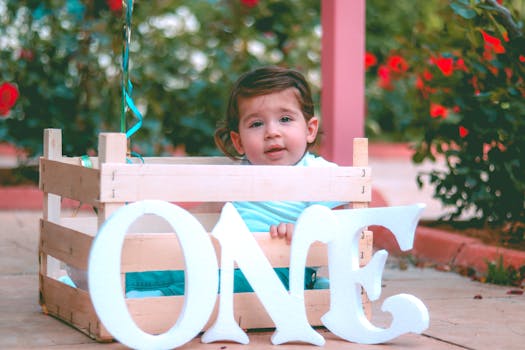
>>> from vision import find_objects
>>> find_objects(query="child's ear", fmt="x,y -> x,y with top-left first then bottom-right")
306,116 -> 319,143
230,131 -> 245,155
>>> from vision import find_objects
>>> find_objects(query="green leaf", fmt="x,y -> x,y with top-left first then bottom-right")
450,1 -> 477,19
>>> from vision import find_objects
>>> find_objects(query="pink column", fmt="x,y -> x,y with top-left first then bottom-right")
320,0 -> 365,165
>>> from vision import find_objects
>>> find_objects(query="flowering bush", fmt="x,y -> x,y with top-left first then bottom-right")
366,0 -> 525,242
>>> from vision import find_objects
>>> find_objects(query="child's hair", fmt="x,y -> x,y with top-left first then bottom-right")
214,66 -> 317,159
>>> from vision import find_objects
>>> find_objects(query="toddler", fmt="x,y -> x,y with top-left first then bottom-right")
126,66 -> 341,296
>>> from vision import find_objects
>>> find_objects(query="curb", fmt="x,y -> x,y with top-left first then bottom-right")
367,142 -> 525,274
374,225 -> 525,274
0,186 -> 44,210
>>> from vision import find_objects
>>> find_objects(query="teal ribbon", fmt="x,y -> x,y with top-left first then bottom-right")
124,81 -> 143,139
80,154 -> 93,168
121,0 -> 143,140
126,151 -> 145,164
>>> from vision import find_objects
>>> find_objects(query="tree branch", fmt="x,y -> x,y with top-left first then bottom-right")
484,0 -> 522,39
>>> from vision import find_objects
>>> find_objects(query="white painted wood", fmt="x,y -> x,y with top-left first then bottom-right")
97,133 -> 127,228
42,129 -> 62,223
41,129 -> 63,279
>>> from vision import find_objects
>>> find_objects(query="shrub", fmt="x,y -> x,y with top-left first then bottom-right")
416,0 -> 525,239
366,0 -> 525,242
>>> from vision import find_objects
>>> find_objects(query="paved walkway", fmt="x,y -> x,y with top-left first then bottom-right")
1,143 -> 524,349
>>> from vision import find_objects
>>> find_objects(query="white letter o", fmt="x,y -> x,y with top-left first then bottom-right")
88,200 -> 218,350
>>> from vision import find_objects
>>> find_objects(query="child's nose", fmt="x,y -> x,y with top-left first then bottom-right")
264,122 -> 281,138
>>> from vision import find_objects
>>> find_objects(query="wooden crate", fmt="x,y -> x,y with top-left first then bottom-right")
38,128 -> 372,342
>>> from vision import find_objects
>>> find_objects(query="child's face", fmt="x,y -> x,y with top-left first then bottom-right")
230,88 -> 318,165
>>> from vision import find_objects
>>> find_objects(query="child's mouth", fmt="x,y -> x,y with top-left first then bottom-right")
265,147 -> 286,158
265,147 -> 285,154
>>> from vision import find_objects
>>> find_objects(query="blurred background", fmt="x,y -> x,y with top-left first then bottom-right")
0,0 -> 524,242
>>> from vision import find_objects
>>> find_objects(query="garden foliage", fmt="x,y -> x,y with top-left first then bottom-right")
366,0 -> 524,240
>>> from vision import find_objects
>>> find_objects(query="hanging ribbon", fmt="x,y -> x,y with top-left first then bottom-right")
121,0 -> 143,140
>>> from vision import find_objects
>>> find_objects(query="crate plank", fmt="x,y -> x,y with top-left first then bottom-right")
100,163 -> 371,203
125,289 -> 330,334
120,232 -> 328,272
40,159 -> 100,206
40,275 -> 112,342
40,219 -> 94,270
41,216 -> 329,272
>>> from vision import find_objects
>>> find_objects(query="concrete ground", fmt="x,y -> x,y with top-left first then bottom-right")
1,144 -> 524,349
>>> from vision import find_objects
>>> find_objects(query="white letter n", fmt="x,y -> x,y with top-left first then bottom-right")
202,202 -> 325,346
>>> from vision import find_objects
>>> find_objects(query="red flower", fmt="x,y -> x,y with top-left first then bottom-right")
377,65 -> 393,90
504,67 -> 513,81
365,52 -> 377,70
0,82 -> 19,116
416,70 -> 438,98
432,56 -> 454,76
106,0 -> 122,12
470,75 -> 481,95
423,69 -> 433,81
459,126 -> 469,138
519,55 -> 525,63
483,48 -> 494,61
481,30 -> 505,54
415,76 -> 424,90
19,49 -> 34,61
488,65 -> 499,76
430,103 -> 448,118
387,55 -> 408,73
240,0 -> 259,8
455,58 -> 468,72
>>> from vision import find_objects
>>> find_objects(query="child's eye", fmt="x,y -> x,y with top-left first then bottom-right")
280,115 -> 293,123
249,120 -> 263,128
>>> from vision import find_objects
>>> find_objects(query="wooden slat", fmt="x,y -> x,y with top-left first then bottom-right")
234,289 -> 330,329
40,159 -> 100,206
40,130 -> 63,295
41,218 -> 328,272
126,289 -> 330,334
121,232 -> 328,272
41,129 -> 62,223
40,275 -> 112,342
43,278 -> 329,340
97,133 -> 127,228
98,133 -> 127,164
43,156 -> 97,167
40,219 -> 94,270
42,273 -> 329,341
100,164 -> 371,203
56,156 -> 235,168
129,156 -> 239,165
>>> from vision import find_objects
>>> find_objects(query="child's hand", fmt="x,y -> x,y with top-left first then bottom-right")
269,222 -> 294,244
